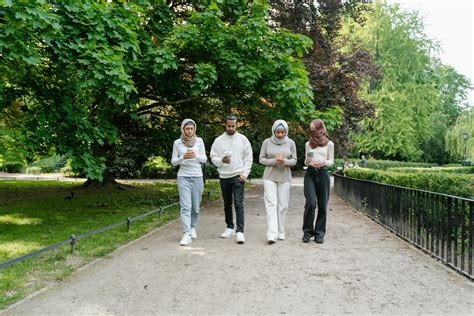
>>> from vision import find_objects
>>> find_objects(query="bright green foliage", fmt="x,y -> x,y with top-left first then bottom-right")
341,1 -> 470,162
344,168 -> 473,199
386,166 -> 474,174
1,1 -> 316,181
445,109 -> 474,161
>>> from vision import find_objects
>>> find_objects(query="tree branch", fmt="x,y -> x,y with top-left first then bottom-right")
136,96 -> 202,113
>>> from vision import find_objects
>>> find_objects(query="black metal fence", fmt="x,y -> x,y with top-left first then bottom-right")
334,172 -> 473,280
0,202 -> 179,270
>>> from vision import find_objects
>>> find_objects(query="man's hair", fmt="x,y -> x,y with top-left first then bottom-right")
225,114 -> 238,122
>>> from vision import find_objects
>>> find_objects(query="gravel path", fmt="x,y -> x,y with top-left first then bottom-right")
3,179 -> 473,315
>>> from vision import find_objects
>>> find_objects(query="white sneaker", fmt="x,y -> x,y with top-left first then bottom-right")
191,227 -> 197,239
236,232 -> 245,244
277,233 -> 285,240
180,234 -> 192,246
221,228 -> 235,238
267,237 -> 276,245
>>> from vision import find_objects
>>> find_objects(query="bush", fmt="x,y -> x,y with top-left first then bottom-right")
29,155 -> 67,173
0,161 -> 25,173
140,157 -> 176,179
204,163 -> 265,179
25,166 -> 42,174
386,166 -> 474,174
344,168 -> 474,199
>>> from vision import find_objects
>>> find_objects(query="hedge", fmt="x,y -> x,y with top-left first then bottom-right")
343,168 -> 474,199
386,166 -> 474,174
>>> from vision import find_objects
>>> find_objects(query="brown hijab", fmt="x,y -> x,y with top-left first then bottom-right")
308,119 -> 329,148
180,118 -> 197,147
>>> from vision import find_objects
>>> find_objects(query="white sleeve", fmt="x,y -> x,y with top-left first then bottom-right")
197,138 -> 207,164
324,142 -> 334,167
242,137 -> 253,177
304,142 -> 310,166
210,138 -> 224,167
171,141 -> 183,166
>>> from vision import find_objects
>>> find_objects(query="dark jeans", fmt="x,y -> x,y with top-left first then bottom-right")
302,167 -> 330,238
220,176 -> 245,233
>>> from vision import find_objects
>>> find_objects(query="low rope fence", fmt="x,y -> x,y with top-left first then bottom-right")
0,202 -> 179,270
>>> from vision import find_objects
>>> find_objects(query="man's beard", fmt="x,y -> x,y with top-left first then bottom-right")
226,130 -> 235,135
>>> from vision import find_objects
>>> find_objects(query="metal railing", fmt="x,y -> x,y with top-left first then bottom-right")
0,202 -> 179,270
334,172 -> 473,280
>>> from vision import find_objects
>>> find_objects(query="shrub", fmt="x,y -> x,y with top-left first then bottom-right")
29,155 -> 67,173
387,166 -> 474,174
140,157 -> 176,179
344,168 -> 473,199
25,166 -> 42,174
204,163 -> 265,179
0,161 -> 25,173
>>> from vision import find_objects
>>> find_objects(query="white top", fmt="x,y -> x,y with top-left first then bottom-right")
304,141 -> 334,167
210,132 -> 253,178
171,137 -> 207,177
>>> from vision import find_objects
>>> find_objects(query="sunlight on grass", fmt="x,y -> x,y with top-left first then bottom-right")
0,241 -> 44,259
0,215 -> 42,226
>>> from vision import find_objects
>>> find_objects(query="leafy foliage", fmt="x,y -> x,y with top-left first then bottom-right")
445,108 -> 474,161
1,0 -> 315,182
270,0 -> 381,156
344,168 -> 473,199
341,1 -> 471,162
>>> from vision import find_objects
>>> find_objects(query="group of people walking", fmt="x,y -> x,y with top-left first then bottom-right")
171,114 -> 334,246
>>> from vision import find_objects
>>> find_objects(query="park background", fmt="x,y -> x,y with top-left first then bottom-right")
0,0 -> 473,310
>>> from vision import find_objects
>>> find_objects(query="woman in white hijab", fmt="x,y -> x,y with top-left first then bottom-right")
171,119 -> 207,246
259,119 -> 297,244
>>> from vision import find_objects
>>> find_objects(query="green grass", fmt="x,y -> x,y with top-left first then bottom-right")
0,180 -> 221,309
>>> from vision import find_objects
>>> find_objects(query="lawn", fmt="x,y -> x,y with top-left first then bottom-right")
0,180 -> 221,309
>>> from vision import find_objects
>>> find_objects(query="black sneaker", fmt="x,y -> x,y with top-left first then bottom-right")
315,237 -> 324,244
302,234 -> 311,243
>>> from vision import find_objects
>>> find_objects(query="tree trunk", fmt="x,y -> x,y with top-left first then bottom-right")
81,142 -> 126,190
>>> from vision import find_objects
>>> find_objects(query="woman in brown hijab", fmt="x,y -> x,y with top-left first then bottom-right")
302,119 -> 334,243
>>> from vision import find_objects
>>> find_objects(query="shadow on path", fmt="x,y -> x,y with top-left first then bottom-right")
3,180 -> 473,315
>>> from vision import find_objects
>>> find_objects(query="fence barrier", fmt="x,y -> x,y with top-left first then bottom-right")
334,172 -> 473,280
0,202 -> 179,270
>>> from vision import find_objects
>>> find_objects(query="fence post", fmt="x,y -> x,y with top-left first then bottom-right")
127,217 -> 132,231
70,234 -> 77,255
159,206 -> 163,217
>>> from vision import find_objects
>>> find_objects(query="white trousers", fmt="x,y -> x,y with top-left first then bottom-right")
263,180 -> 291,239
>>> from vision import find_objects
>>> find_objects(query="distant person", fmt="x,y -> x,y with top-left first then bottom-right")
210,114 -> 253,244
360,155 -> 367,168
259,119 -> 297,244
171,119 -> 207,246
302,119 -> 334,244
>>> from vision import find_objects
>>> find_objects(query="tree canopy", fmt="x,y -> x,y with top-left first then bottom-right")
341,1 -> 471,162
1,0 -> 316,183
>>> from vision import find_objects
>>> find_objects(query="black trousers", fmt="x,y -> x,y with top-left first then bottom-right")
220,176 -> 245,233
302,168 -> 330,238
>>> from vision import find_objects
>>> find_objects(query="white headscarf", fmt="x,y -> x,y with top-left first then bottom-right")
271,119 -> 289,145
180,118 -> 197,147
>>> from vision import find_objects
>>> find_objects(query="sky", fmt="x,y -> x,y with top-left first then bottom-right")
386,0 -> 474,105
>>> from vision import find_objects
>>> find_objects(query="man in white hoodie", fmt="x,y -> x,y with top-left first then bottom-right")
210,114 -> 253,244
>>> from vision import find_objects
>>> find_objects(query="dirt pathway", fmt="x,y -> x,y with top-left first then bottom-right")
3,180 -> 473,315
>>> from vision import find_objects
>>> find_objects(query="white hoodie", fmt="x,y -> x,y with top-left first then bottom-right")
210,132 -> 253,178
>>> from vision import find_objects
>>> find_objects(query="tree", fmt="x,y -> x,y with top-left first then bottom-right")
341,1 -> 471,162
445,109 -> 474,162
269,0 -> 381,157
1,0 -> 316,185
